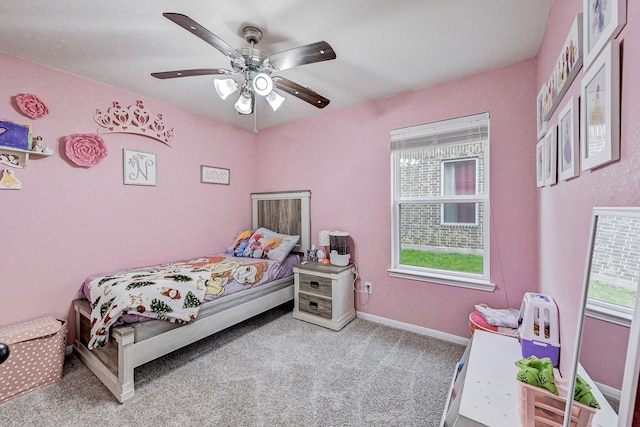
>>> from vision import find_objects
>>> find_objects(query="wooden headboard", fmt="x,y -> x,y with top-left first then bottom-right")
251,190 -> 311,255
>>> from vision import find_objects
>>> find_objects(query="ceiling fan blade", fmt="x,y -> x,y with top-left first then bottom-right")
162,13 -> 244,64
267,41 -> 336,72
151,68 -> 235,79
272,77 -> 330,109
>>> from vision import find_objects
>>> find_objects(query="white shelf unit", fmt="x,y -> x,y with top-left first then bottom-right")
440,330 -> 617,427
0,146 -> 52,168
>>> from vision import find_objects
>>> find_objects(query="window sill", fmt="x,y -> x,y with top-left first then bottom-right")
585,300 -> 632,327
388,268 -> 496,292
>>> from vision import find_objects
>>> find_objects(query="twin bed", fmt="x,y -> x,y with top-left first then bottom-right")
73,190 -> 311,402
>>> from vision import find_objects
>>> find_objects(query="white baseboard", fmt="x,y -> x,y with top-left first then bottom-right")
594,380 -> 621,401
356,311 -> 469,346
355,313 -> 624,402
67,310 -> 620,404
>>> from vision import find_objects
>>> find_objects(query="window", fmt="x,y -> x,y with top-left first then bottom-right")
442,159 -> 478,225
389,113 -> 492,290
585,212 -> 640,327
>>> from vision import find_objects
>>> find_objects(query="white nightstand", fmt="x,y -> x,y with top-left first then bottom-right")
292,262 -> 355,331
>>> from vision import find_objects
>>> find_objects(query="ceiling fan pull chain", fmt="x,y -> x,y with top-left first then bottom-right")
253,101 -> 258,133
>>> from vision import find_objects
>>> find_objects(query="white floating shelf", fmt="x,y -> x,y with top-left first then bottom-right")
0,146 -> 52,168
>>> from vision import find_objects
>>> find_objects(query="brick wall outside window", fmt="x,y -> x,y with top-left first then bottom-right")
590,216 -> 640,288
399,141 -> 484,254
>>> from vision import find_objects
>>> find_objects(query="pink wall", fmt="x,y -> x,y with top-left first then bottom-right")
3,0 -> 638,392
256,0 -> 640,389
254,58 -> 539,339
536,0 -> 640,388
0,53 -> 256,340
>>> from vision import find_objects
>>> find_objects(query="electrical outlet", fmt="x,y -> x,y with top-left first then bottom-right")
364,281 -> 372,294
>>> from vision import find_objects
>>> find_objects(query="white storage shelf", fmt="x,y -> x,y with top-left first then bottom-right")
0,146 -> 52,168
441,330 -> 617,427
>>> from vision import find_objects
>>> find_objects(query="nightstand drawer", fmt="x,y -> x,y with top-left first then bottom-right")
298,273 -> 332,298
299,293 -> 332,319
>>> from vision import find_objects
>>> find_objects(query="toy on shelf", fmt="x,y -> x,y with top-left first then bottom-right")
518,293 -> 560,367
0,134 -> 52,169
32,136 -> 52,154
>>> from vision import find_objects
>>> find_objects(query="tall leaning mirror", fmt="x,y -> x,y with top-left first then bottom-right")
564,207 -> 640,427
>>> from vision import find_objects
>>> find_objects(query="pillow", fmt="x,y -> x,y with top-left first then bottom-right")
243,227 -> 299,262
226,229 -> 254,257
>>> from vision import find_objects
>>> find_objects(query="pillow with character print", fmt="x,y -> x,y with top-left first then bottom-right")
243,227 -> 299,262
226,229 -> 254,257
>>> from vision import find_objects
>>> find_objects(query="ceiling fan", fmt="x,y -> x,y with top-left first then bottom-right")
151,13 -> 336,118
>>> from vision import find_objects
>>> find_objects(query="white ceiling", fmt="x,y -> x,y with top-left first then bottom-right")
0,0 -> 553,132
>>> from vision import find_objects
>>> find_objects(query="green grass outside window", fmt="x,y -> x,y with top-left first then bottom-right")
401,249 -> 483,274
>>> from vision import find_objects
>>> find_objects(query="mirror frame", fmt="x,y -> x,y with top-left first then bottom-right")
564,207 -> 640,427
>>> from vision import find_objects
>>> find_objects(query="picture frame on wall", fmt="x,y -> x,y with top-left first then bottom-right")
123,149 -> 157,186
583,0 -> 626,71
536,139 -> 545,188
200,165 -> 230,185
558,96 -> 580,181
537,83 -> 548,140
580,39 -> 620,171
542,13 -> 583,121
0,118 -> 32,151
544,125 -> 557,186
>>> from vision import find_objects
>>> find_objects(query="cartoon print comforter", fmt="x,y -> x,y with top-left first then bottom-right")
84,254 -> 298,349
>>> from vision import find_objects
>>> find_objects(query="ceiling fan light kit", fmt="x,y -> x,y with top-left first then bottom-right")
266,91 -> 285,112
234,86 -> 253,115
252,73 -> 273,96
214,78 -> 238,100
152,13 -> 336,128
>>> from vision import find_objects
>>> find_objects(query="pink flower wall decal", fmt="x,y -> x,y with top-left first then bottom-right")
64,133 -> 108,167
15,94 -> 49,119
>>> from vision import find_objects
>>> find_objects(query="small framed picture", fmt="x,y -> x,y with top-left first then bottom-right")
544,125 -> 557,186
537,83 -> 548,140
536,139 -> 545,188
558,96 -> 580,181
201,165 -> 230,185
0,168 -> 22,190
583,0 -> 626,71
123,149 -> 157,186
581,39 -> 620,171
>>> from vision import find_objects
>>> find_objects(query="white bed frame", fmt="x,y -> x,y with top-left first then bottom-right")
73,190 -> 311,402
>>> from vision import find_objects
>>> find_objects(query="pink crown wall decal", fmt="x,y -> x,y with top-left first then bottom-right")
94,100 -> 174,146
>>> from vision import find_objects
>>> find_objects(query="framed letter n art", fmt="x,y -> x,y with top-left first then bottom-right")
123,149 -> 157,186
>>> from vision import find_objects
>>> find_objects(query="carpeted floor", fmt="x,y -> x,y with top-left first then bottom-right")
0,304 -> 465,426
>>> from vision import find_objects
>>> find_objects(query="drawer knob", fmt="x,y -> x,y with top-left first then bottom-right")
309,301 -> 318,309
310,281 -> 320,288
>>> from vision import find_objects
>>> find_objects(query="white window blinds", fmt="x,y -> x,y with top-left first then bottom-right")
391,112 -> 489,151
